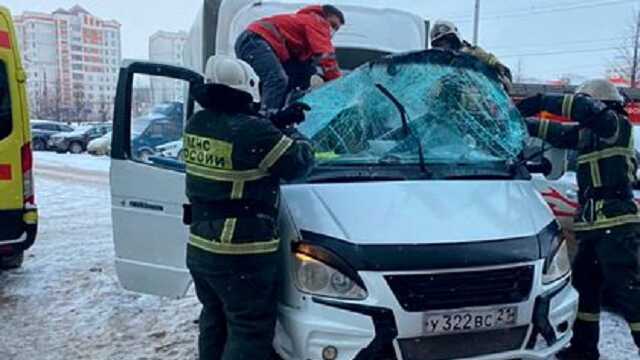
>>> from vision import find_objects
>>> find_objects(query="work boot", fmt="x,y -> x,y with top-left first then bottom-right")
555,346 -> 600,360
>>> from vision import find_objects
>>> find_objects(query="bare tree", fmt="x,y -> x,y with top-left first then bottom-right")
73,91 -> 87,122
514,58 -> 525,83
611,9 -> 640,88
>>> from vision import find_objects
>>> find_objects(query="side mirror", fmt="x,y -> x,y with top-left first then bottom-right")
523,138 -> 567,180
542,147 -> 568,180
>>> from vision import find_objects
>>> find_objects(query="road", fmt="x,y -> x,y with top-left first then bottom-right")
0,152 -> 638,360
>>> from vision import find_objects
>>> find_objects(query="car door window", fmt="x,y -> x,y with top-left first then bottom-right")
0,61 -> 11,140
130,73 -> 188,164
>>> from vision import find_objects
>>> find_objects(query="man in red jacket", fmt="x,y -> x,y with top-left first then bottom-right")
235,5 -> 345,112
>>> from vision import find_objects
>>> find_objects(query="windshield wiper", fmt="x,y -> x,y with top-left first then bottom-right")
374,84 -> 430,176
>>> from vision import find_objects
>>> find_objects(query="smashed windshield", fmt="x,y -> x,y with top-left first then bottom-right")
298,50 -> 527,167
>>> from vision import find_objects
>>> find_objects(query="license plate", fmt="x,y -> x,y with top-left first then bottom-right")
423,306 -> 517,335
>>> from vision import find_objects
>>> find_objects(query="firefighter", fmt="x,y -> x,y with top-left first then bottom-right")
430,19 -> 513,92
517,79 -> 640,360
183,55 -> 315,360
235,4 -> 345,112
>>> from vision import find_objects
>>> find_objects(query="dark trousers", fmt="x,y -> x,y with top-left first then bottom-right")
571,224 -> 640,355
187,246 -> 279,360
235,31 -> 315,112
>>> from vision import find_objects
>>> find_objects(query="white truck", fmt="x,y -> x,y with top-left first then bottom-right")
109,1 -> 578,359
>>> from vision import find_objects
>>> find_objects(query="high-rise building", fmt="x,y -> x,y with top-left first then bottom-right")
148,31 -> 187,105
15,5 -> 121,121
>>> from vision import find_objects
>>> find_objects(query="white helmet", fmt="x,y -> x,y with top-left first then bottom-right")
204,55 -> 261,103
431,20 -> 462,45
576,79 -> 624,103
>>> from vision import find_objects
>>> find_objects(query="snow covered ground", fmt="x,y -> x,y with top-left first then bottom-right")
0,152 -> 638,360
0,152 -> 199,360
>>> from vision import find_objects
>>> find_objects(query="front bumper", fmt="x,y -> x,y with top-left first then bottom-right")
275,261 -> 578,360
0,209 -> 38,253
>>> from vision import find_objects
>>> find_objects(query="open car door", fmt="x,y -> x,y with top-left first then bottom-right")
111,61 -> 202,297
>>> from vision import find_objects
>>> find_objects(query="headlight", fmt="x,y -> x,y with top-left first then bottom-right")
543,239 -> 571,284
293,253 -> 367,300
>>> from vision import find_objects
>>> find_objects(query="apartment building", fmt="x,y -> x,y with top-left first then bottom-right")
15,5 -> 121,121
148,30 -> 187,106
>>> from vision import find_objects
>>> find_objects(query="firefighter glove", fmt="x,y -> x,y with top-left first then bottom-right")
271,102 -> 311,129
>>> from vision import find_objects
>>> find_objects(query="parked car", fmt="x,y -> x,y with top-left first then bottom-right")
31,120 -> 74,151
48,123 -> 111,154
87,132 -> 112,156
131,102 -> 183,162
111,30 -> 578,360
155,140 -> 183,160
0,6 -> 37,270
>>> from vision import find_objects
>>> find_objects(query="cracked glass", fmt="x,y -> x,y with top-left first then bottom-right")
298,50 -> 526,166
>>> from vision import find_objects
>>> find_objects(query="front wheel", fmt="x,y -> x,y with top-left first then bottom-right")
0,252 -> 24,270
69,142 -> 84,154
33,139 -> 46,151
138,149 -> 153,163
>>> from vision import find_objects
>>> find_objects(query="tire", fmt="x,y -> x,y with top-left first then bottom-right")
0,252 -> 24,270
69,142 -> 84,154
139,149 -> 153,163
33,139 -> 46,151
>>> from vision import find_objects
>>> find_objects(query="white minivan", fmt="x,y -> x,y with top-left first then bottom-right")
109,1 -> 578,360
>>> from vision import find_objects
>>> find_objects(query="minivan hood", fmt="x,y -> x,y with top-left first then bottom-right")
282,180 -> 553,245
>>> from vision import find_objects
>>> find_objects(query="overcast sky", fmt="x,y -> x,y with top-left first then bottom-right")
11,0 -> 640,81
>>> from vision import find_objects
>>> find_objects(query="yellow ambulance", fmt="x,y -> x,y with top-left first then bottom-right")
0,6 -> 37,270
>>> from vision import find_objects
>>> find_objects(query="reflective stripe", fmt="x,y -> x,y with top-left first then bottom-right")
577,147 -> 636,164
574,214 -> 640,231
189,234 -> 280,255
628,135 -> 637,183
631,322 -> 640,332
220,218 -> 237,243
627,154 -> 636,183
0,31 -> 11,49
186,163 -> 267,182
231,181 -> 245,199
486,55 -> 498,67
259,136 -> 293,171
601,118 -> 620,144
562,95 -> 574,119
577,312 -> 601,322
590,160 -> 602,187
23,211 -> 38,225
258,20 -> 286,44
538,119 -> 550,140
595,200 -> 604,216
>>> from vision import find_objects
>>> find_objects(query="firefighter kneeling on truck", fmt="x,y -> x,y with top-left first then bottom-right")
183,55 -> 314,360
517,79 -> 640,360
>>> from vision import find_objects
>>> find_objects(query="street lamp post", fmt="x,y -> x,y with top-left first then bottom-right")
473,0 -> 481,46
